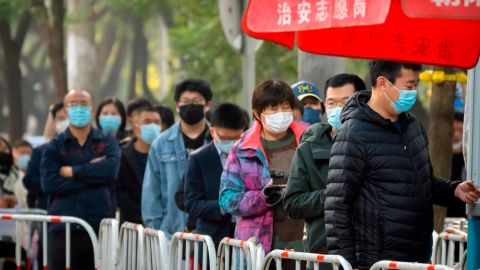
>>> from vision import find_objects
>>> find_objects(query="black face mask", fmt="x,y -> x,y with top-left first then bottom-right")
179,104 -> 205,125
0,152 -> 13,174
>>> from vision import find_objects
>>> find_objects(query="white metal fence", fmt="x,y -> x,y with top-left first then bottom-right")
144,227 -> 170,270
217,237 -> 265,270
170,232 -> 217,270
369,260 -> 453,270
98,218 -> 119,270
433,228 -> 467,270
117,222 -> 145,270
260,250 -> 352,270
0,213 -> 99,270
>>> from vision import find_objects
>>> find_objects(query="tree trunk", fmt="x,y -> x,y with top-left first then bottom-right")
31,0 -> 68,101
157,15 -> 169,100
94,17 -> 116,98
428,66 -> 456,233
67,0 -> 95,92
100,34 -> 128,99
0,12 -> 31,141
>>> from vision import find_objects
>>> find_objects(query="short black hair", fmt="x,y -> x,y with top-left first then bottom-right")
13,139 -> 32,149
454,112 -> 464,122
174,79 -> 213,102
294,98 -> 304,116
324,73 -> 366,98
155,105 -> 175,129
211,103 -> 246,130
126,98 -> 153,117
252,80 -> 295,119
95,97 -> 127,132
369,60 -> 422,87
50,102 -> 64,118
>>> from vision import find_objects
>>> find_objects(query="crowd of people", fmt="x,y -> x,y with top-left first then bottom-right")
0,60 -> 479,270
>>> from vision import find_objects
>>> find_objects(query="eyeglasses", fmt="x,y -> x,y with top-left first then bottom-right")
65,101 -> 89,108
178,98 -> 205,106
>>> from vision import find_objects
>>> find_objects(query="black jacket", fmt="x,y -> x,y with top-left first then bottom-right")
324,91 -> 459,269
41,128 -> 120,233
116,141 -> 146,224
24,145 -> 48,209
184,142 -> 235,248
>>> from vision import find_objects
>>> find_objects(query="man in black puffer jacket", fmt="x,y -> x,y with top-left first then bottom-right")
324,60 -> 480,270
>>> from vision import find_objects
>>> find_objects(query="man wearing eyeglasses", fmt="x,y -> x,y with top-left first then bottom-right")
142,79 -> 213,237
40,89 -> 121,270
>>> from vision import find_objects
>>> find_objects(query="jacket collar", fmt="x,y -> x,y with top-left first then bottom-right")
64,126 -> 101,142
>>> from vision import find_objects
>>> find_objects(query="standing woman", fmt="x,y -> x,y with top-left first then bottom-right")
95,97 -> 128,141
219,80 -> 307,255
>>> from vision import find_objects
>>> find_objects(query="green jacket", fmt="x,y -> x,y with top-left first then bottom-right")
284,123 -> 332,254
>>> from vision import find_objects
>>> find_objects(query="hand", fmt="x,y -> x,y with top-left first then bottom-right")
90,156 -> 106,163
455,180 -> 480,204
59,166 -> 73,178
267,178 -> 273,185
0,197 -> 18,208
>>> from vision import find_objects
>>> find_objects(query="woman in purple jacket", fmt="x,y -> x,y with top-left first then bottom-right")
219,80 -> 307,253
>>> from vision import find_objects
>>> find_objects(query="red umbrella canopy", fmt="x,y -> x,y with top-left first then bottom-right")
242,0 -> 480,68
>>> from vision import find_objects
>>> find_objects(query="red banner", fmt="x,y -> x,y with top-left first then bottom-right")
245,0 -> 391,32
242,0 -> 480,68
402,0 -> 480,19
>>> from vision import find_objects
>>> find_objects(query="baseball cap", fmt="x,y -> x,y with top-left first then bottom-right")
291,81 -> 322,102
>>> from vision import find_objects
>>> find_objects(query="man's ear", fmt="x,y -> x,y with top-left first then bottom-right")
205,101 -> 212,112
377,76 -> 389,92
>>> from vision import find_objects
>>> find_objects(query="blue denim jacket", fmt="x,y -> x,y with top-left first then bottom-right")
141,122 -> 191,237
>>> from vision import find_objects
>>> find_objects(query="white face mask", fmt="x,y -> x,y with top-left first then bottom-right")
263,112 -> 293,134
55,120 -> 69,134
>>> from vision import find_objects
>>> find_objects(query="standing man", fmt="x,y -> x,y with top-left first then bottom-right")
184,103 -> 246,248
116,107 -> 162,224
324,61 -> 480,269
41,89 -> 120,270
142,79 -> 212,236
291,81 -> 325,125
284,73 -> 365,255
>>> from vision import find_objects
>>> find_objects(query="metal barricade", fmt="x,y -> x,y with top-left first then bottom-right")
144,227 -> 170,270
433,229 -> 467,270
0,213 -> 99,270
0,208 -> 48,269
170,232 -> 217,270
217,237 -> 264,270
98,218 -> 119,270
369,260 -> 453,270
117,222 -> 145,270
260,250 -> 352,270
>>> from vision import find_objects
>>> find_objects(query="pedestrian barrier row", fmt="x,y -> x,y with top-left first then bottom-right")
0,213 -> 464,270
0,213 -> 100,270
370,261 -> 453,270
170,232 -> 217,270
432,227 -> 467,270
260,249 -> 352,270
99,218 -> 119,270
217,237 -> 264,270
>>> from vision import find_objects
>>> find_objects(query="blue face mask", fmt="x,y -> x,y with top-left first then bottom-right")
385,82 -> 417,113
140,124 -> 161,144
326,107 -> 342,129
216,139 -> 235,155
67,106 -> 92,128
16,154 -> 30,170
302,107 -> 321,124
99,115 -> 121,133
